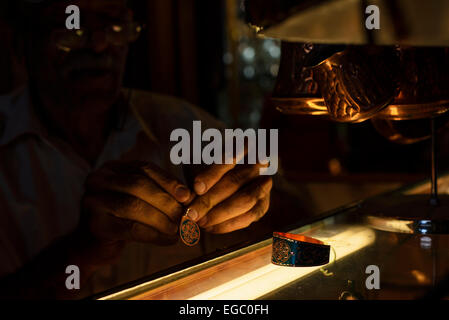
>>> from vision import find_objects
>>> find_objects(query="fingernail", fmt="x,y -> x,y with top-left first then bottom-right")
175,186 -> 190,202
187,208 -> 198,221
194,180 -> 206,195
198,216 -> 208,228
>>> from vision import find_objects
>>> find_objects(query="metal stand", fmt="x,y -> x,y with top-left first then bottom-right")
430,117 -> 439,207
364,116 -> 449,234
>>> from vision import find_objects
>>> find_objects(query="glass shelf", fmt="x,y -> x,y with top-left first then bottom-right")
98,173 -> 449,300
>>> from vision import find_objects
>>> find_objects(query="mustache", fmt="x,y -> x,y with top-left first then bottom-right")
60,52 -> 118,76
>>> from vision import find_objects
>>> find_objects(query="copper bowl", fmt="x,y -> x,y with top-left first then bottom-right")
273,43 -> 449,143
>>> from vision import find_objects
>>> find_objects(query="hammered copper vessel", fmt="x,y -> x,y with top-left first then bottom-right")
273,43 -> 449,138
311,46 -> 399,123
273,44 -> 401,123
371,47 -> 449,144
271,42 -> 341,116
376,47 -> 449,121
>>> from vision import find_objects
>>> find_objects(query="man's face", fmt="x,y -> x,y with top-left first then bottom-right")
26,0 -> 132,112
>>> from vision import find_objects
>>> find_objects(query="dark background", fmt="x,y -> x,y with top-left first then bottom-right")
2,0 -> 449,299
1,0 -> 448,199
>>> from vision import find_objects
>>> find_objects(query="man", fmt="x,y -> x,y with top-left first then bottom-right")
0,0 -> 272,298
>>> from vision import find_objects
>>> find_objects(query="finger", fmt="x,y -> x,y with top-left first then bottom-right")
198,177 -> 272,228
192,163 -> 236,195
86,171 -> 184,223
83,191 -> 178,236
102,161 -> 192,204
181,188 -> 197,207
89,210 -> 178,245
193,140 -> 255,195
188,164 -> 266,222
204,196 -> 271,234
140,162 -> 192,203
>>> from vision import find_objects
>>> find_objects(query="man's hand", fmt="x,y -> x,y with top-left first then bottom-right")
0,160 -> 193,299
82,161 -> 192,246
186,163 -> 273,234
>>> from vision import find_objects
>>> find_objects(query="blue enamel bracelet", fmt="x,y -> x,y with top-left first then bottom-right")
272,232 -> 331,267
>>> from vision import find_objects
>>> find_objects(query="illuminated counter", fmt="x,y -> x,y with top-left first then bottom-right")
98,175 -> 449,300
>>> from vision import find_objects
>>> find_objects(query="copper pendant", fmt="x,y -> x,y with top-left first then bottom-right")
180,210 -> 200,247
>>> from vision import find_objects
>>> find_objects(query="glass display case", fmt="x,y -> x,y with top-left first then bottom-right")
96,174 -> 449,300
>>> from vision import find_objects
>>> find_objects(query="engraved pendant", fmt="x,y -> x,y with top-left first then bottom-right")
180,210 -> 200,246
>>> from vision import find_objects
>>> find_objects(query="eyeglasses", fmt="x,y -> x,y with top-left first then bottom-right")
51,21 -> 145,52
